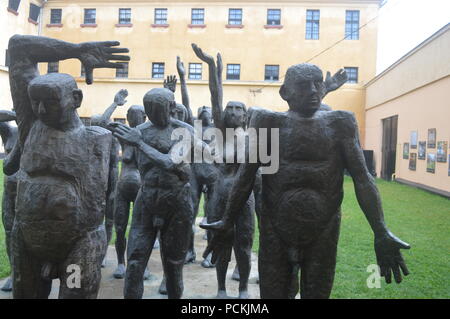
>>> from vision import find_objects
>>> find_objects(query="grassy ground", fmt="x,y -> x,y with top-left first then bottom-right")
0,165 -> 448,298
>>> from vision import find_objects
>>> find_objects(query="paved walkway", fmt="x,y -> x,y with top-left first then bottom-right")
0,218 -> 260,299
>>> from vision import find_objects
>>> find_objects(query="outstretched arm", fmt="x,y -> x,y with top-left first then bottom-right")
163,75 -> 177,93
340,112 -> 410,284
192,44 -> 224,131
176,56 -> 194,125
0,110 -> 16,123
323,69 -> 348,98
98,89 -> 128,125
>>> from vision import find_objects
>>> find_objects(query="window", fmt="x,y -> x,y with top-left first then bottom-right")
80,117 -> 91,126
226,64 -> 240,80
154,8 -> 167,24
29,3 -> 40,22
50,8 -> 62,24
306,10 -> 320,40
345,10 -> 360,40
228,8 -> 242,25
81,65 -> 85,77
84,8 -> 96,24
118,8 -> 131,24
152,63 -> 165,79
264,65 -> 279,81
5,50 -> 10,67
188,63 -> 202,80
8,0 -> 20,12
267,9 -> 281,25
47,62 -> 59,74
191,8 -> 204,25
116,62 -> 129,78
344,67 -> 358,83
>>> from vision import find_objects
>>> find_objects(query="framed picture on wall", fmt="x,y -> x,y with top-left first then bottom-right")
403,143 -> 409,159
410,131 -> 418,149
418,141 -> 426,160
409,153 -> 417,171
427,128 -> 436,148
437,141 -> 448,163
427,153 -> 436,173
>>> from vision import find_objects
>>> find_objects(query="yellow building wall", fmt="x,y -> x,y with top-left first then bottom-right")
39,0 -> 380,139
365,25 -> 450,194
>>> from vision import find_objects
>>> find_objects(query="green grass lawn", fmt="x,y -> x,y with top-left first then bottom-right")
0,164 -> 448,298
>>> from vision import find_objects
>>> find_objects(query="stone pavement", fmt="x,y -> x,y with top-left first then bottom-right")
0,218 -> 260,299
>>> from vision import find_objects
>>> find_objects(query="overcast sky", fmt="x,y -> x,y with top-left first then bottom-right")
376,0 -> 450,74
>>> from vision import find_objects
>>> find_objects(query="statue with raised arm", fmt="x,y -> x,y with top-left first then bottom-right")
7,34 -> 129,298
192,44 -> 255,299
0,110 -> 18,292
202,63 -> 410,299
91,89 -> 128,254
108,88 -> 209,299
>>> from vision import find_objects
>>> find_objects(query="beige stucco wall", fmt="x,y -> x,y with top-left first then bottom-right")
365,25 -> 450,193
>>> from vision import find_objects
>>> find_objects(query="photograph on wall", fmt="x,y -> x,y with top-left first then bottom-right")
427,153 -> 436,173
410,131 -> 418,149
427,128 -> 436,148
409,153 -> 417,171
418,141 -> 426,160
403,143 -> 409,159
436,141 -> 448,163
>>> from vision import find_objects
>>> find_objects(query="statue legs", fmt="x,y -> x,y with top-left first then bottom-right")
113,192 -> 131,279
1,185 -> 15,292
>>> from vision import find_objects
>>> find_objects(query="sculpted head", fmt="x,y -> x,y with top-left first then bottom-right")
127,105 -> 146,128
143,88 -> 175,128
224,101 -> 247,129
280,63 -> 325,116
28,73 -> 82,130
197,106 -> 212,126
171,103 -> 188,122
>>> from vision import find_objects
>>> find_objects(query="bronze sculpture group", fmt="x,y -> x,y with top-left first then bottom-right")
0,34 -> 410,299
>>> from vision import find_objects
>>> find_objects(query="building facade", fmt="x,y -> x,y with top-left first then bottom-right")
365,24 -> 450,196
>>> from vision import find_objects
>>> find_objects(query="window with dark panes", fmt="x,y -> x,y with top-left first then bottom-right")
264,65 -> 279,81
345,10 -> 360,40
50,9 -> 62,24
191,8 -> 204,25
119,8 -> 131,24
29,3 -> 40,22
116,62 -> 129,78
84,8 -> 96,24
267,9 -> 281,25
344,67 -> 358,83
226,64 -> 240,80
306,10 -> 320,40
5,50 -> 10,67
154,8 -> 167,24
188,63 -> 202,80
8,0 -> 21,12
152,63 -> 165,79
228,8 -> 242,25
80,117 -> 91,126
47,62 -> 59,74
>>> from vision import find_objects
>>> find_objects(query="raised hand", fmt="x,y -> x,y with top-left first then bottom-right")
108,122 -> 142,146
114,89 -> 128,106
78,41 -> 130,85
192,43 -> 215,65
200,220 -> 233,264
164,75 -> 177,93
374,230 -> 410,283
176,56 -> 185,78
324,69 -> 348,95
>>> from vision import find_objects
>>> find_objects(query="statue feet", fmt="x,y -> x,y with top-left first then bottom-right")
143,267 -> 150,281
101,256 -> 107,268
113,264 -> 126,279
216,290 -> 230,299
158,277 -> 167,295
184,250 -> 196,264
201,253 -> 215,268
238,290 -> 249,299
231,265 -> 240,281
1,277 -> 12,292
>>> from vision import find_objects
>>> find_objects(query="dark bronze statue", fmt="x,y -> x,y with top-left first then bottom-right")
0,110 -> 18,292
108,88 -> 208,299
6,35 -> 129,298
202,63 -> 411,299
91,89 -> 128,260
192,44 -> 255,299
112,104 -> 148,279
